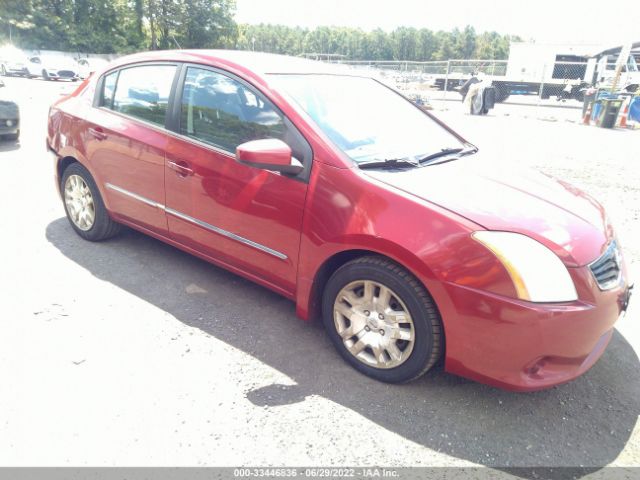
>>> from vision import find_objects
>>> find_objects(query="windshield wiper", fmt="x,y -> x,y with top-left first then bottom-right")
418,146 -> 478,166
358,158 -> 419,170
358,145 -> 478,170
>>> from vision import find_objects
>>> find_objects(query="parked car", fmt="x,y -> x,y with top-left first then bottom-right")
0,79 -> 19,141
47,51 -> 632,391
0,46 -> 31,77
34,54 -> 80,81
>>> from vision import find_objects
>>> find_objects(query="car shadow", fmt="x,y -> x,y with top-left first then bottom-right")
46,218 -> 640,478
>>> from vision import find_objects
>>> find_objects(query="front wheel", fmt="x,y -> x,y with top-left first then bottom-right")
61,162 -> 121,241
322,256 -> 443,383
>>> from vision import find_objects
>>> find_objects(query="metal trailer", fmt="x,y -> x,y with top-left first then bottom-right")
434,42 -> 640,102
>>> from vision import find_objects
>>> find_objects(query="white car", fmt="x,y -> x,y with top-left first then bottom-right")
0,46 -> 31,77
31,55 -> 80,81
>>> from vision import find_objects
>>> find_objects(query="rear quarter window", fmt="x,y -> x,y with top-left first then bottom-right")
100,71 -> 118,108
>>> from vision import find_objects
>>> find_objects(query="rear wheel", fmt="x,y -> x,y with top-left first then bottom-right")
322,256 -> 443,383
61,162 -> 121,241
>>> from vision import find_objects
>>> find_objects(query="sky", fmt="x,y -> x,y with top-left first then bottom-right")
235,0 -> 637,46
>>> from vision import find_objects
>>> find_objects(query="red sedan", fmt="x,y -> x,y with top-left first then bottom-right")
47,50 -> 632,391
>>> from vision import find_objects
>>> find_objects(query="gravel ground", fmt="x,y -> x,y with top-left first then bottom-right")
0,75 -> 638,478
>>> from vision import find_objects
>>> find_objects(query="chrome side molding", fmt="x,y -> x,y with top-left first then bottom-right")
104,182 -> 288,261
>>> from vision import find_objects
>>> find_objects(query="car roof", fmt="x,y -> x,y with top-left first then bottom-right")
108,49 -> 363,77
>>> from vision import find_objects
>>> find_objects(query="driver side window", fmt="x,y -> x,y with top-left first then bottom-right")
179,67 -> 288,153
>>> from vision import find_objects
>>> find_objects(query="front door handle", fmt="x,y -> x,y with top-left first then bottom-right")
88,127 -> 107,141
167,160 -> 194,177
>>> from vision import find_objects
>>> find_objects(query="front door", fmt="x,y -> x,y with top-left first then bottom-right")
164,66 -> 311,295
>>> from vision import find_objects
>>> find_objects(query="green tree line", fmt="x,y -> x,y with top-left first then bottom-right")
0,1 -> 519,60
237,24 -> 518,60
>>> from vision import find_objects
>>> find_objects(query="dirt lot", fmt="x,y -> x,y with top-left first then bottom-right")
0,75 -> 638,478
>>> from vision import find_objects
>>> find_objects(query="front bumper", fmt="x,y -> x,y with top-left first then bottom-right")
442,265 -> 632,391
46,70 -> 79,80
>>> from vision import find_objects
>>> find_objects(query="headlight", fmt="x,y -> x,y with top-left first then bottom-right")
472,231 -> 578,303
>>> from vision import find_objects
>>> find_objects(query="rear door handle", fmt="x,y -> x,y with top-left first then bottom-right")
88,127 -> 107,141
167,160 -> 194,177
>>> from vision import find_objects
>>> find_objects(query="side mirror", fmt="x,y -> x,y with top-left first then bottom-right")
236,139 -> 304,175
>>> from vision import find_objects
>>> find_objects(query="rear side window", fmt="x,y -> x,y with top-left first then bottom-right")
180,67 -> 287,152
108,64 -> 176,126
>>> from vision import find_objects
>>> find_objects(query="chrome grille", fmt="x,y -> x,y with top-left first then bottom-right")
589,241 -> 622,290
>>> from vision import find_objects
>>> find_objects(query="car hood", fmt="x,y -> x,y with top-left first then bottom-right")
364,156 -> 612,267
43,59 -> 77,70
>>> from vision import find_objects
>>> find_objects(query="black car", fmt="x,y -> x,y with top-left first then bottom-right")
0,79 -> 19,141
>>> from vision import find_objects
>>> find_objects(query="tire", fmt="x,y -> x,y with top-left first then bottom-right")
1,65 -> 6,76
470,95 -> 484,115
42,69 -> 50,81
322,256 -> 443,383
61,162 -> 121,241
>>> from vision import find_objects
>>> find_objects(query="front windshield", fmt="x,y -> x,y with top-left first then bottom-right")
270,74 -> 464,164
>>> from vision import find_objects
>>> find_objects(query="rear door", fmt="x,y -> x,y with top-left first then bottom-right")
163,65 -> 312,295
84,63 -> 178,235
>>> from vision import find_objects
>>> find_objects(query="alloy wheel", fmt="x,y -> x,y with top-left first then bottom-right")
64,174 -> 95,231
333,280 -> 415,369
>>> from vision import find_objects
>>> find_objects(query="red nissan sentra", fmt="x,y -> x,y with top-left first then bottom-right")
47,50 -> 633,391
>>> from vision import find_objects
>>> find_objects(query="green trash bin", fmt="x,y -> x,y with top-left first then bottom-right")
595,99 -> 623,128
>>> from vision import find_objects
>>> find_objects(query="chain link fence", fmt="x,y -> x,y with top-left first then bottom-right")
330,59 -> 601,106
